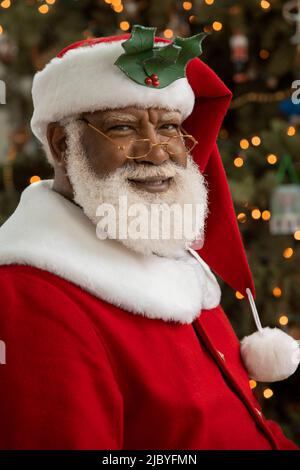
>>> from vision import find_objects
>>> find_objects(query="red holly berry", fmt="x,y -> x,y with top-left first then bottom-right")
145,77 -> 152,85
153,80 -> 160,87
151,73 -> 158,81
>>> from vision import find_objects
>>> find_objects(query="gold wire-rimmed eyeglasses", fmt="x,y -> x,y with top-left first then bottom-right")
78,116 -> 198,160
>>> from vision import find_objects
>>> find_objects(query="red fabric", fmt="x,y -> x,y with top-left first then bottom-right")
0,265 -> 297,450
56,34 -> 169,58
184,58 -> 255,298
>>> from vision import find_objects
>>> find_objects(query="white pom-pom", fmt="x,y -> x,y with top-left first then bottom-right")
241,327 -> 300,382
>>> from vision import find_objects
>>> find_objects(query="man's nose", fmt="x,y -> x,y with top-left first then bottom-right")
136,129 -> 170,165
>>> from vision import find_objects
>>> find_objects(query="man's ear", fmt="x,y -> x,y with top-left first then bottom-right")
46,122 -> 67,167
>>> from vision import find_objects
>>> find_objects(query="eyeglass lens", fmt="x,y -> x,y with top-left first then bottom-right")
127,135 -> 196,159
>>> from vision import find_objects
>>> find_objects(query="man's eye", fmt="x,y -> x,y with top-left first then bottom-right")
160,124 -> 180,130
109,125 -> 133,132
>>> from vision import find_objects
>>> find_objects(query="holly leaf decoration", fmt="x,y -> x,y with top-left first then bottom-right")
174,33 -> 207,69
122,25 -> 155,55
143,43 -> 182,88
114,24 -> 208,89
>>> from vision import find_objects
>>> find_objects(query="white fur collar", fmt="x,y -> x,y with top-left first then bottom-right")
0,180 -> 221,324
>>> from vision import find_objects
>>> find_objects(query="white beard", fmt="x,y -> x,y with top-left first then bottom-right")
63,118 -> 209,259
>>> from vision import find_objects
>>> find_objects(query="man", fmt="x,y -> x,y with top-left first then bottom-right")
0,25 -> 298,449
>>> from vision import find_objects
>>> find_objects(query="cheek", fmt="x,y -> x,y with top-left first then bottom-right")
174,152 -> 188,168
82,135 -> 128,177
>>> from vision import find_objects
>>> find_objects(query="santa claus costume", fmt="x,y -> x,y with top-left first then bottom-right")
0,26 -> 299,450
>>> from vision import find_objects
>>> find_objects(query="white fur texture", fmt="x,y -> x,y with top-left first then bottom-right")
30,40 -> 195,145
0,180 -> 221,324
241,327 -> 300,382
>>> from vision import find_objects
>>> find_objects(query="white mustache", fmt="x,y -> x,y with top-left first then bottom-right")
105,160 -> 182,182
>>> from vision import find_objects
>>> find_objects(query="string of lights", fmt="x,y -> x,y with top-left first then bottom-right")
230,89 -> 292,109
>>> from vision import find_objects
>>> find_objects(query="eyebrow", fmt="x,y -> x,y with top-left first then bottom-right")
101,113 -> 139,125
100,110 -> 183,126
158,111 -> 182,122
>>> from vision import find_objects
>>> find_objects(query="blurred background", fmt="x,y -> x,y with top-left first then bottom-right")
0,0 -> 300,445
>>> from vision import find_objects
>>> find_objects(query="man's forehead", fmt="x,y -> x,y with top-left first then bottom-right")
83,107 -> 183,122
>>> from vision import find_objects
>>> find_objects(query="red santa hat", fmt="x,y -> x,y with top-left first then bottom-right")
30,26 -> 299,382
30,34 -> 195,145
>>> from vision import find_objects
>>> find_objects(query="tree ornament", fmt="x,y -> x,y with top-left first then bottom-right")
124,0 -> 140,20
0,33 -> 18,65
270,154 -> 300,235
229,30 -> 249,83
279,97 -> 300,125
282,0 -> 300,45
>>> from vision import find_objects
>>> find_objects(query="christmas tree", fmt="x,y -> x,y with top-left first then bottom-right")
0,0 -> 299,444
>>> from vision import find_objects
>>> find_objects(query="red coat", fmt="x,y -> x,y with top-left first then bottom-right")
0,264 -> 297,450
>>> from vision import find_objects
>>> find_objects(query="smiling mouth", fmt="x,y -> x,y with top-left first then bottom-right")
127,176 -> 173,193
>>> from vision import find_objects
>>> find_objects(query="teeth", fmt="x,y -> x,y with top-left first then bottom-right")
150,180 -> 164,185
